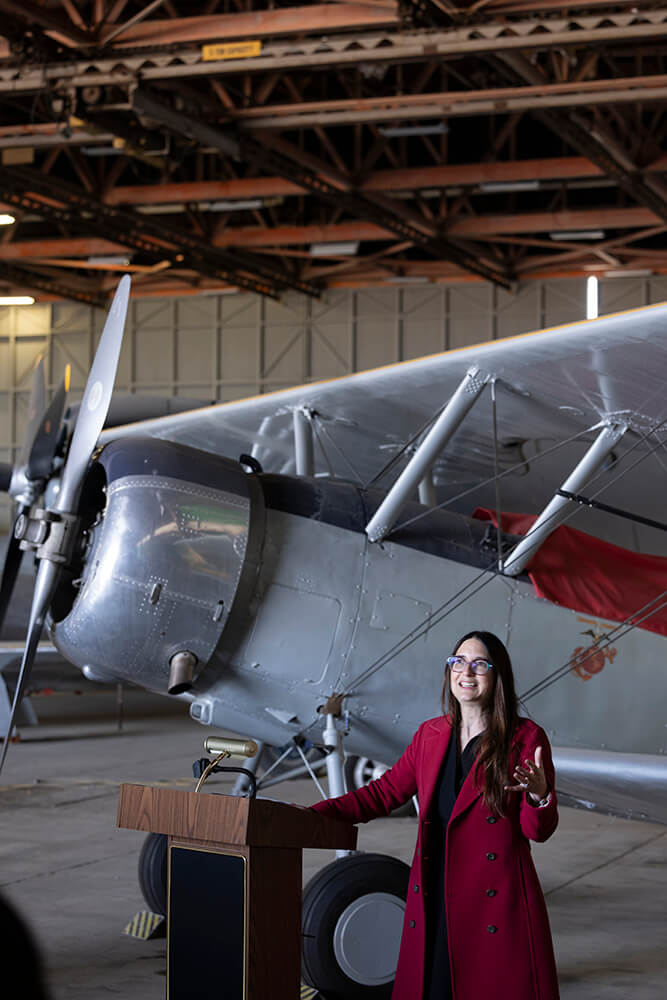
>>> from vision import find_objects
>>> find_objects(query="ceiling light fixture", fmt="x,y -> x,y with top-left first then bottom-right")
310,242 -> 359,257
384,276 -> 430,284
0,295 -> 35,305
550,230 -> 605,240
0,214 -> 15,225
586,275 -> 599,320
479,180 -> 540,193
87,255 -> 132,267
604,269 -> 653,278
207,199 -> 263,212
378,122 -> 449,138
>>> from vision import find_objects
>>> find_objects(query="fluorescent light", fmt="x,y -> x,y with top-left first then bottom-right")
136,198 -> 283,216
0,296 -> 34,305
604,268 -> 653,278
207,199 -> 263,212
479,181 -> 540,193
378,122 -> 449,138
550,230 -> 605,241
586,276 -> 598,320
384,276 -> 430,284
81,146 -> 127,157
87,255 -> 132,266
0,214 -> 15,225
310,241 -> 359,257
137,204 -> 185,215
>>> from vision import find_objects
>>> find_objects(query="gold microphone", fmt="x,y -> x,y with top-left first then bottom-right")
204,736 -> 259,758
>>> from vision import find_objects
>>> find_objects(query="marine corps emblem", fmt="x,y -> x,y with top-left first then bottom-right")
571,620 -> 617,681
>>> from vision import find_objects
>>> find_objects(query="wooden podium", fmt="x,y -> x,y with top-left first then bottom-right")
117,784 -> 357,1000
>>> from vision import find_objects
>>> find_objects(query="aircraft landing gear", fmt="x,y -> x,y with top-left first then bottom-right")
344,755 -> 417,818
302,853 -> 409,999
138,831 -> 168,917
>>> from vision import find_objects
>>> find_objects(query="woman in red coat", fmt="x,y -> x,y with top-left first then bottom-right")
311,630 -> 560,1000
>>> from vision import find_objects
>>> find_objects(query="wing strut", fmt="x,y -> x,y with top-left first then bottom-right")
293,407 -> 315,477
365,366 -> 489,543
502,421 -> 627,577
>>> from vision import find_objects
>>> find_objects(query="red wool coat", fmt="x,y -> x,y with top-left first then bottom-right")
311,715 -> 560,1000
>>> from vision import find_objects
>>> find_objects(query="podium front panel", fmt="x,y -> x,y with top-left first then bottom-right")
168,846 -> 246,1000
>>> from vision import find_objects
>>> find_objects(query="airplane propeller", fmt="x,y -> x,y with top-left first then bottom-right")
0,275 -> 131,770
0,357 -> 70,635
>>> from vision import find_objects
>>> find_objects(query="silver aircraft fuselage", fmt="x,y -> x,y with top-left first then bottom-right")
50,437 -> 667,822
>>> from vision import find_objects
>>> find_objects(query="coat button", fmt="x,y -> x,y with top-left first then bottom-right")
413,884 -> 420,892
486,889 -> 497,897
486,852 -> 497,861
486,816 -> 497,824
409,920 -> 416,928
488,925 -> 498,934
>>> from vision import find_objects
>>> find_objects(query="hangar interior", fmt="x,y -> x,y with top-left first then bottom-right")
1,2 -> 667,999
1,271 -> 664,535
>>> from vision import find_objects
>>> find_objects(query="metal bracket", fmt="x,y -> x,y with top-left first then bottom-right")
15,507 -> 80,565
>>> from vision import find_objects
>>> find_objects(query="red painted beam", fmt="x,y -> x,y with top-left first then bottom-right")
109,5 -> 399,48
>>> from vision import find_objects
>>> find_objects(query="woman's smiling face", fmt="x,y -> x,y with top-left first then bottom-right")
448,636 -> 495,710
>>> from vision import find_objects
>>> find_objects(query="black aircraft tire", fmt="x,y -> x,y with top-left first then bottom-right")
137,832 -> 168,916
301,853 -> 410,999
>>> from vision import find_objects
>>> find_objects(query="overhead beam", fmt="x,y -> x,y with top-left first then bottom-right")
101,156 -> 667,208
132,87 -> 513,289
493,51 -> 667,228
0,166 -> 319,299
0,260 -> 107,307
4,8 -> 665,95
107,5 -> 399,47
0,0 -> 91,46
235,74 -> 667,129
0,206 -> 657,264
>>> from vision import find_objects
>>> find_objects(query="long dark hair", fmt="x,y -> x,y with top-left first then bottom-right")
440,630 -> 519,816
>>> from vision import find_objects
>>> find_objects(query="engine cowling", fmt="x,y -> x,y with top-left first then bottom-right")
51,437 -> 262,696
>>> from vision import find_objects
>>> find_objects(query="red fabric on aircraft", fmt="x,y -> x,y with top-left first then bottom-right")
473,508 -> 667,637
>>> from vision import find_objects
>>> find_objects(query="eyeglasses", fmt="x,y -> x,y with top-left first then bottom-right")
446,655 -> 494,675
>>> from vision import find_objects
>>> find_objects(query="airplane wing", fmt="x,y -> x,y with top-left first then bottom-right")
99,301 -> 667,553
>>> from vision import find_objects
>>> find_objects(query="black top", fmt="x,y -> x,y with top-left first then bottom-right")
424,731 -> 483,1000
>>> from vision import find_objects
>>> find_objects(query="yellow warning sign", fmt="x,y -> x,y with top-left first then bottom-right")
202,41 -> 262,62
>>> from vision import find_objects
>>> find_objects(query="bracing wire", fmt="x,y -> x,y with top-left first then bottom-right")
364,407 -> 443,490
520,590 -> 667,702
389,424 -> 597,535
339,421 -> 667,698
312,413 -> 365,486
309,415 -> 335,479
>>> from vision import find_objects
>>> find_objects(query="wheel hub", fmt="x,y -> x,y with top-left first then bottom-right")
333,891 -> 405,986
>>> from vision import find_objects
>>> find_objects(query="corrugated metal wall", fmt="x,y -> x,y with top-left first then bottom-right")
1,274 -> 664,530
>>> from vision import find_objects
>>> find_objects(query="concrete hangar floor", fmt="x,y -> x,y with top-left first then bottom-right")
0,690 -> 665,1000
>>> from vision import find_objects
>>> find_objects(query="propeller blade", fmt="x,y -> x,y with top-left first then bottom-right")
25,367 -> 70,483
56,276 -> 131,515
0,504 -> 29,636
16,355 -> 46,470
0,558 -> 59,772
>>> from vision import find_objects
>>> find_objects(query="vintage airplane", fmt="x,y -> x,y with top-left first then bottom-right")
1,275 -> 666,997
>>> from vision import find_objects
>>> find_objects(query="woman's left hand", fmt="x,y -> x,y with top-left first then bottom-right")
504,745 -> 549,802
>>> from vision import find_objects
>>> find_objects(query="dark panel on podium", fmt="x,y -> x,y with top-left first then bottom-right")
168,847 -> 245,1000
